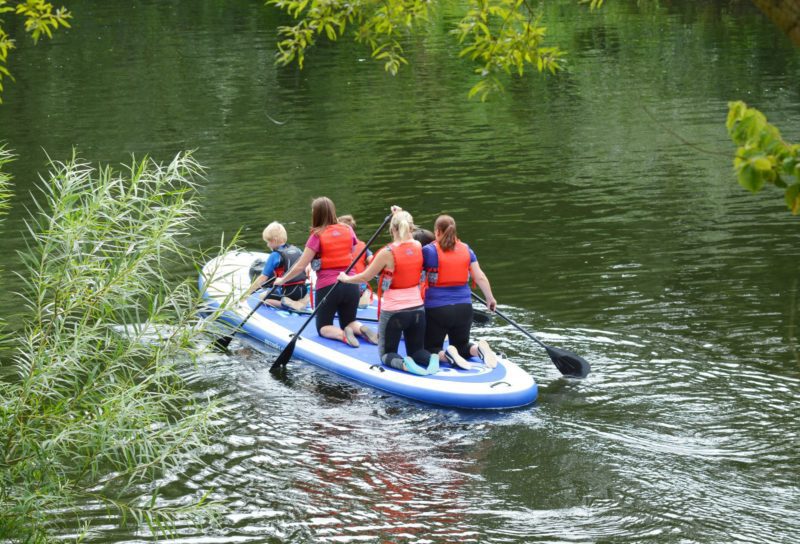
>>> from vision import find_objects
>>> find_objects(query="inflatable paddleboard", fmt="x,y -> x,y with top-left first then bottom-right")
200,251 -> 537,409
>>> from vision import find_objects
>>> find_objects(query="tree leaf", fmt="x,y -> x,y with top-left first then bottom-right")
737,163 -> 764,193
785,184 -> 800,215
752,156 -> 772,172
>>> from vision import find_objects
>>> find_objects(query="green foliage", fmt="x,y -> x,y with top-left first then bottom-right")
267,0 -> 598,99
727,101 -> 800,214
0,19 -> 15,97
453,0 -> 565,101
0,151 -> 222,541
269,0 -> 427,75
13,0 -> 72,43
0,144 -> 12,216
0,0 -> 71,102
0,145 -> 12,361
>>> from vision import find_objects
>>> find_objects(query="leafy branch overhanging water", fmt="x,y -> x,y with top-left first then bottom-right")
727,101 -> 800,214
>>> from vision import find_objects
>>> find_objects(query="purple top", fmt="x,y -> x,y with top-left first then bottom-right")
422,242 -> 477,308
306,225 -> 358,290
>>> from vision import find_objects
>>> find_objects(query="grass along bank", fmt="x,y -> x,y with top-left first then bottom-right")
0,150 -> 224,541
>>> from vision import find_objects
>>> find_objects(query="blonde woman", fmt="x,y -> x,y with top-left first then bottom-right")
338,207 -> 437,375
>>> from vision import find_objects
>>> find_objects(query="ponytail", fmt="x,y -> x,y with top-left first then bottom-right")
391,211 -> 414,241
434,215 -> 457,251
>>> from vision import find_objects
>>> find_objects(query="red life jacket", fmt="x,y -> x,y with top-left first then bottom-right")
318,224 -> 353,269
429,240 -> 471,287
377,241 -> 423,316
351,239 -> 368,274
274,245 -> 307,286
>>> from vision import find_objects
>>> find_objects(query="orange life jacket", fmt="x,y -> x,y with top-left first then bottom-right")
428,240 -> 471,287
352,239 -> 368,274
377,241 -> 423,316
318,223 -> 353,269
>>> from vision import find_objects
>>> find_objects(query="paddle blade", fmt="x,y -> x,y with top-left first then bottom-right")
545,346 -> 591,378
212,335 -> 233,353
472,308 -> 493,325
270,336 -> 298,371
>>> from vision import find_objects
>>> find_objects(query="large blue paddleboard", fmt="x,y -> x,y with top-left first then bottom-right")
200,251 -> 537,409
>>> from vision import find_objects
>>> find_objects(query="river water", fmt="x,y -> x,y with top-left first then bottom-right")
1,0 -> 799,542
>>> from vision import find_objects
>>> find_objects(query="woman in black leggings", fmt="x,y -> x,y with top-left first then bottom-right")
339,207 -> 437,375
275,197 -> 378,346
422,215 -> 498,370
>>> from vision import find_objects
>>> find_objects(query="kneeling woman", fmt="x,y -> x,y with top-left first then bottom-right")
275,197 -> 378,347
423,214 -> 498,370
338,208 -> 438,375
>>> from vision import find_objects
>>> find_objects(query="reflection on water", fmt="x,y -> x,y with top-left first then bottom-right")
1,0 -> 799,541
85,308 -> 800,543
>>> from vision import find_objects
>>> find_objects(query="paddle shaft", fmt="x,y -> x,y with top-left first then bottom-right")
214,276 -> 279,350
471,291 -> 591,377
471,292 -> 547,349
236,285 -> 278,330
271,214 -> 392,369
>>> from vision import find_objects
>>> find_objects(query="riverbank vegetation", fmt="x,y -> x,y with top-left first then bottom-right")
0,150 -> 222,541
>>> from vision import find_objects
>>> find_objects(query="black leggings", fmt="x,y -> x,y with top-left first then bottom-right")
314,282 -> 360,334
379,306 -> 430,367
424,303 -> 473,359
265,283 -> 308,301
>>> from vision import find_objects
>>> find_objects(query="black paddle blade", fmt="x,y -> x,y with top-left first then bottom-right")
472,308 -> 493,325
270,336 -> 298,371
545,346 -> 591,378
212,335 -> 233,353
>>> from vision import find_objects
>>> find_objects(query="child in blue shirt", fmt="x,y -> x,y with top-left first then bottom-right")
245,222 -> 310,310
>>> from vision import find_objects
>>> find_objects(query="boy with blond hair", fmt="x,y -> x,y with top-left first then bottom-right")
245,221 -> 310,311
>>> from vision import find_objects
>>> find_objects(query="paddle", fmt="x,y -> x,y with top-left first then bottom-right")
270,214 -> 393,371
471,292 -> 591,378
212,276 -> 277,352
472,307 -> 492,325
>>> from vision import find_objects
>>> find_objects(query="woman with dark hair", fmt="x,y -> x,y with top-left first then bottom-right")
275,197 -> 378,347
422,214 -> 498,370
